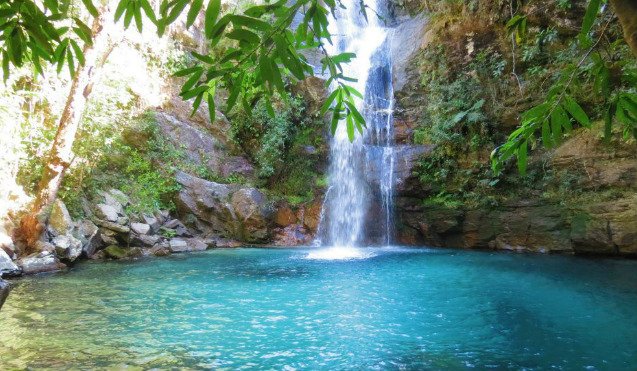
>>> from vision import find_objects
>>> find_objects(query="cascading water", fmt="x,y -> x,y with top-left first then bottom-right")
311,0 -> 395,258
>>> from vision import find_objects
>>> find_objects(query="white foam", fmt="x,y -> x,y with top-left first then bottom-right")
305,246 -> 376,261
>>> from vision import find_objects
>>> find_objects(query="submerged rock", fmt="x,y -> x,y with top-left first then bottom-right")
19,253 -> 65,275
103,245 -> 142,260
168,238 -> 207,253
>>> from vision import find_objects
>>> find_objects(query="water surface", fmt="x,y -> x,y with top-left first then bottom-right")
1,247 -> 637,369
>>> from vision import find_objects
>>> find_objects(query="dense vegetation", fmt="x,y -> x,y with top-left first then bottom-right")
403,0 -> 637,209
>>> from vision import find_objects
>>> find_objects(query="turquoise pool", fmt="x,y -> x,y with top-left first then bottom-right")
1,247 -> 636,369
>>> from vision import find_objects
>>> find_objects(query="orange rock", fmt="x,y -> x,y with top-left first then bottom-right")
274,206 -> 297,227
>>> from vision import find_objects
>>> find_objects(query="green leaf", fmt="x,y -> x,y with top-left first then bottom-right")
344,85 -> 363,99
124,2 -> 135,28
331,102 -> 342,135
517,140 -> 528,175
550,106 -> 563,144
578,0 -> 601,46
270,58 -> 285,93
191,51 -> 214,64
181,68 -> 204,93
554,105 -> 571,134
9,28 -> 24,66
166,0 -> 189,24
187,0 -> 203,28
204,0 -> 221,38
206,92 -> 216,123
604,103 -> 613,143
70,39 -> 84,65
2,50 -> 9,81
114,0 -> 130,22
67,49 -> 75,77
346,113 -> 354,141
173,66 -> 202,77
227,28 -> 260,44
180,85 -> 207,100
140,0 -> 157,22
541,119 -> 552,148
259,54 -> 273,90
134,5 -> 143,32
562,95 -> 590,128
73,17 -> 93,44
345,100 -> 365,130
191,91 -> 204,116
230,15 -> 271,31
320,89 -> 340,115
81,0 -> 99,17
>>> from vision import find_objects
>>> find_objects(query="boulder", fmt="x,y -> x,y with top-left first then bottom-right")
131,222 -> 151,235
162,219 -> 191,236
34,241 -> 56,254
99,228 -> 119,246
93,218 -> 130,234
74,220 -> 101,257
0,279 -> 10,310
149,244 -> 171,257
156,112 -> 253,178
77,220 -> 98,238
273,224 -> 312,246
0,249 -> 20,277
142,215 -> 160,232
231,188 -> 272,242
52,235 -> 83,261
103,245 -> 142,260
175,171 -> 272,242
19,253 -> 65,275
132,233 -> 160,247
48,199 -> 73,236
0,225 -> 15,259
168,238 -> 208,253
274,205 -> 297,227
303,200 -> 323,232
206,237 -> 242,248
95,204 -> 119,222
290,76 -> 327,113
83,231 -> 102,258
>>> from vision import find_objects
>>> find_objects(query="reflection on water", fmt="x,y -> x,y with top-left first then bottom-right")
1,247 -> 637,369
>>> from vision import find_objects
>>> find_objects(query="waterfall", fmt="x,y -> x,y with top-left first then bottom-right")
313,0 -> 395,252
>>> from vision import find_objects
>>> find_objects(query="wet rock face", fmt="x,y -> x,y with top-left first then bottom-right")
395,130 -> 637,256
155,111 -> 253,179
389,14 -> 429,93
174,171 -> 274,243
364,144 -> 434,197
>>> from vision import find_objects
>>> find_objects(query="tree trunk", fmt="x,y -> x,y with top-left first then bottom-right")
610,0 -> 637,58
14,9 -> 113,253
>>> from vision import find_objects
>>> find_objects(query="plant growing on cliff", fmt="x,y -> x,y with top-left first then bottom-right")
492,0 -> 637,175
